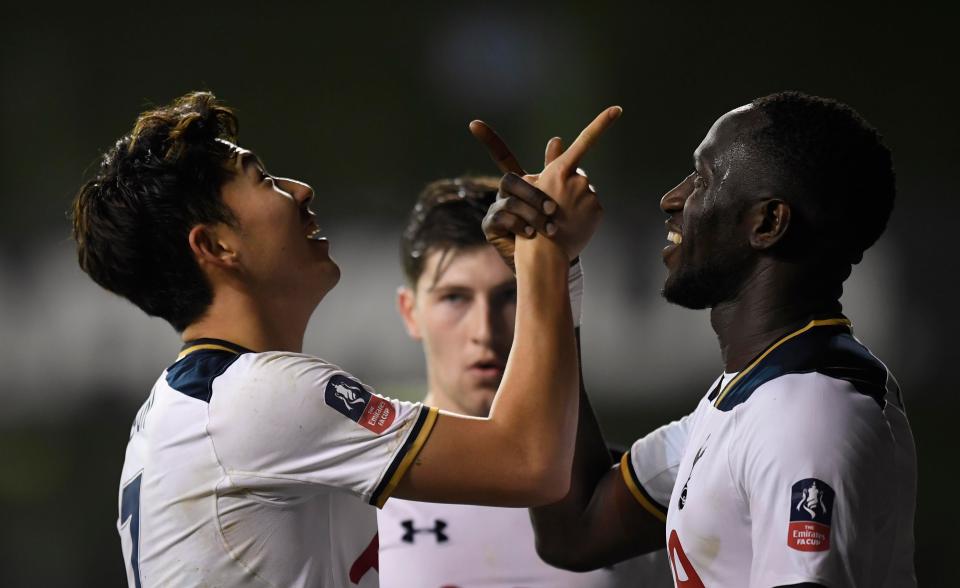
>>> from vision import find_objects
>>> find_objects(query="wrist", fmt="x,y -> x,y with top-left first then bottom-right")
514,234 -> 568,272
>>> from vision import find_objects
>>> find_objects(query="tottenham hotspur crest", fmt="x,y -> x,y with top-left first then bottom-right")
678,435 -> 710,510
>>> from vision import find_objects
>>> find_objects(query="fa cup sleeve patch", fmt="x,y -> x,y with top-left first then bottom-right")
788,478 -> 835,551
325,375 -> 396,434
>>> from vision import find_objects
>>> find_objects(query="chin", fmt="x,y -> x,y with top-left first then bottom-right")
305,263 -> 341,308
320,259 -> 342,288
662,273 -> 714,310
663,253 -> 754,310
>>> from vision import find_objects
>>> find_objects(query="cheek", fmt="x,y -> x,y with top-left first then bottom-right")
421,305 -> 467,348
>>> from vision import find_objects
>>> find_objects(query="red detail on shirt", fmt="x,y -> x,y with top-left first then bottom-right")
788,521 -> 831,551
668,529 -> 705,588
360,396 -> 395,434
349,534 -> 379,584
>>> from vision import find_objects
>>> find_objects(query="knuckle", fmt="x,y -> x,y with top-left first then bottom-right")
502,197 -> 523,212
571,176 -> 589,192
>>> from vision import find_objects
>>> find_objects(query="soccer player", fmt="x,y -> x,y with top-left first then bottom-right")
476,92 -> 917,587
70,91 -> 619,587
378,176 -> 673,587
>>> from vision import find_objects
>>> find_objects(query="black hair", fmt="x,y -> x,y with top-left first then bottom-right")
71,91 -> 240,331
400,176 -> 499,285
748,91 -> 896,266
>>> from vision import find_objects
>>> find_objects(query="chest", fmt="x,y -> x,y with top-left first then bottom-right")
666,406 -> 749,577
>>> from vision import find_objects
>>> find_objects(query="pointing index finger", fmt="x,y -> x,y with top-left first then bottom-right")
556,106 -> 622,170
469,120 -> 526,175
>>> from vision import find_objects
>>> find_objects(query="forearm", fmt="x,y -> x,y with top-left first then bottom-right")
529,330 -> 617,557
487,234 -> 580,490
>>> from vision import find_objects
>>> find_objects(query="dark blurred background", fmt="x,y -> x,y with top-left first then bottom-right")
1,1 -> 955,585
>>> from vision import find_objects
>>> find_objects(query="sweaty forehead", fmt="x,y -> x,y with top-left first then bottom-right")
694,105 -> 767,166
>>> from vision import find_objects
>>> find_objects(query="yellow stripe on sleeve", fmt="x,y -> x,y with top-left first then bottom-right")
374,406 -> 439,508
619,452 -> 668,523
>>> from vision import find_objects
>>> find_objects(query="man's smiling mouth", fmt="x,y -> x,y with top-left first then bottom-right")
306,222 -> 325,241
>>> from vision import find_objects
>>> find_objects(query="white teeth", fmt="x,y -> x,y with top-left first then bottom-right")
306,227 -> 324,240
667,231 -> 683,245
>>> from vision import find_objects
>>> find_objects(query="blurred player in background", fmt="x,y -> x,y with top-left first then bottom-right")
70,91 -> 619,587
475,92 -> 917,588
378,176 -> 673,587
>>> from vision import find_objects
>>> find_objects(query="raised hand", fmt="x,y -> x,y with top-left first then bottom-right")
470,121 -> 563,269
471,106 -> 620,264
528,106 -> 621,260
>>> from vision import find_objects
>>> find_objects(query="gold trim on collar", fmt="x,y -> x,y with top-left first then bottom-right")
712,318 -> 851,407
177,343 -> 241,361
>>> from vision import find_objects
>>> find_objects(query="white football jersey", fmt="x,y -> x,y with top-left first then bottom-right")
622,317 -> 917,587
378,498 -> 673,588
116,339 -> 437,588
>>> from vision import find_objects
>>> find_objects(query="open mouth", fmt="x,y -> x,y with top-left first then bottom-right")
662,227 -> 683,264
469,360 -> 505,378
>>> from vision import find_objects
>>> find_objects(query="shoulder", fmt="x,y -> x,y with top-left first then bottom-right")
717,327 -> 889,412
745,372 -> 888,435
209,351 -> 383,427
216,351 -> 349,394
734,372 -> 894,478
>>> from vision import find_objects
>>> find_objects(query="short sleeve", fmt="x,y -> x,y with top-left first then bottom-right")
208,352 -> 437,508
620,413 -> 693,523
732,373 -> 897,588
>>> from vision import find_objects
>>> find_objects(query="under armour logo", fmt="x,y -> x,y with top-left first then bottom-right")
401,519 -> 448,543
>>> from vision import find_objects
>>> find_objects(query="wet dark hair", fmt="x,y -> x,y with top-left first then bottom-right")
71,91 -> 240,331
400,176 -> 499,285
748,91 -> 896,266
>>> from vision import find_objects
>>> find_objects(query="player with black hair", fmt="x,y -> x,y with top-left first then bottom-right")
72,91 -> 620,587
378,176 -> 671,586
475,91 -> 916,588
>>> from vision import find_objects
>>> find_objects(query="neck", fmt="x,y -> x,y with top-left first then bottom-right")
181,285 -> 311,353
710,261 -> 841,372
422,388 -> 468,415
422,370 -> 490,418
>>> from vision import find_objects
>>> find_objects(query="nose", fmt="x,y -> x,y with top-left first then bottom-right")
660,172 -> 695,214
468,297 -> 494,346
278,177 -> 315,207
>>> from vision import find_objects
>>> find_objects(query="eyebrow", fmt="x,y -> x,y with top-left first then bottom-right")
237,151 -> 266,174
693,150 -> 715,174
429,279 -> 517,295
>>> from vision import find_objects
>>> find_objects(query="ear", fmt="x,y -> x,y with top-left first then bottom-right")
747,198 -> 791,251
188,224 -> 240,270
396,286 -> 422,340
